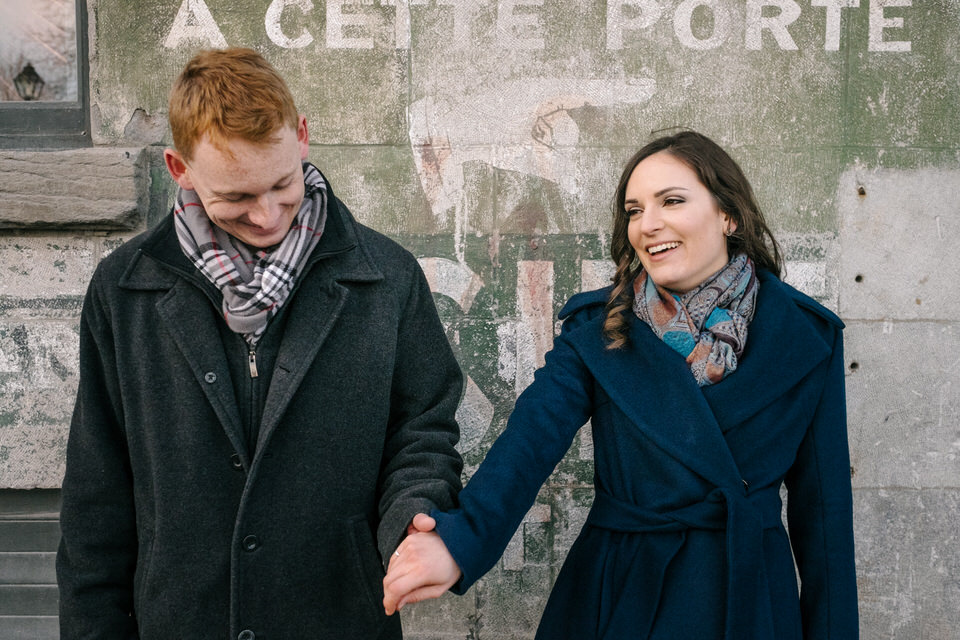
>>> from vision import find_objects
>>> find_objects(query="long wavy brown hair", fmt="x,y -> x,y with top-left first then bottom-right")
603,130 -> 783,349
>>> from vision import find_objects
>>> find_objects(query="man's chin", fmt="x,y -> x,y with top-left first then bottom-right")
236,226 -> 290,250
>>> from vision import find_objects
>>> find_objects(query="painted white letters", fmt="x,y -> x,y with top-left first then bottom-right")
265,0 -> 314,49
869,0 -> 911,52
326,0 -> 376,49
746,0 -> 802,51
674,0 -> 730,50
161,0 -> 913,53
812,0 -> 859,51
382,0 -> 430,50
163,0 -> 227,49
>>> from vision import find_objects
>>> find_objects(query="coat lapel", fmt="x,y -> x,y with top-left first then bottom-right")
254,198 -> 383,456
700,272 -> 832,428
572,317 -> 743,488
120,217 -> 250,460
254,272 -> 347,454
567,272 -> 833,488
119,189 -> 386,462
149,273 -> 248,460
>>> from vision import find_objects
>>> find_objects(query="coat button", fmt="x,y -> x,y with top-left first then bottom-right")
230,454 -> 244,471
238,631 -> 255,640
242,535 -> 260,552
204,372 -> 217,383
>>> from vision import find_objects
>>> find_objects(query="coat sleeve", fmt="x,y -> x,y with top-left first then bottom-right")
56,273 -> 140,639
376,261 -> 464,566
784,326 -> 859,639
432,310 -> 596,593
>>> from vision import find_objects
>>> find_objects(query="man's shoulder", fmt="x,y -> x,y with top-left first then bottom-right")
85,213 -> 194,304
91,218 -> 170,284
353,222 -> 407,254
339,210 -> 421,277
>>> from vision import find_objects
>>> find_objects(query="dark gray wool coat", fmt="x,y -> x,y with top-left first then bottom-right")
56,181 -> 464,640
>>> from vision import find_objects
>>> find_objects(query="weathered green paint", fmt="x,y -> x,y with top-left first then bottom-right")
2,0 -> 958,636
845,0 -> 960,148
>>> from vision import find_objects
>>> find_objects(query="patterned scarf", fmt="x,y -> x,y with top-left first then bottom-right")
632,254 -> 758,386
174,162 -> 328,346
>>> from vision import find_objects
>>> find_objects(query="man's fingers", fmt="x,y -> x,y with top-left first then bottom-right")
383,569 -> 427,615
383,594 -> 398,616
382,529 -> 461,615
397,583 -> 455,610
411,512 -> 436,532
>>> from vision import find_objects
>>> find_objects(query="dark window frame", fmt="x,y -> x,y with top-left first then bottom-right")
0,0 -> 91,150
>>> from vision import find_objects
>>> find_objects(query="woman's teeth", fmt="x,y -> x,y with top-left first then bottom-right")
648,242 -> 680,255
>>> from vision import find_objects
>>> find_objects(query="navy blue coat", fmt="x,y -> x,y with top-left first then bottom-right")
434,271 -> 858,639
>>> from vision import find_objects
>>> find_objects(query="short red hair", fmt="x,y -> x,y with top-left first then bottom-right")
168,48 -> 299,161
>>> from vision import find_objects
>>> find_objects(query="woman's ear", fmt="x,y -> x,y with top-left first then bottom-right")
723,214 -> 737,236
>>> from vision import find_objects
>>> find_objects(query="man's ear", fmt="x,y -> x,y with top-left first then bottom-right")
164,148 -> 194,190
297,115 -> 309,161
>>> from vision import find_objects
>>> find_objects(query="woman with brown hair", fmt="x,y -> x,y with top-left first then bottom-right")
383,130 -> 859,640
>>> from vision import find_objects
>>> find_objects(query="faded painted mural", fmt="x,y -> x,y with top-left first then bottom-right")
1,0 -> 959,637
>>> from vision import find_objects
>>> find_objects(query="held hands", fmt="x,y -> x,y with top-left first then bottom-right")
383,513 -> 462,615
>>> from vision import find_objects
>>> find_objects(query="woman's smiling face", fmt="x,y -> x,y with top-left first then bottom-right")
625,151 -> 734,293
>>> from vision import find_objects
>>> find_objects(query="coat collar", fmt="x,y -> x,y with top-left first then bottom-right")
700,271 -> 832,426
113,178 -> 384,460
566,271 -> 832,488
119,175 -> 382,291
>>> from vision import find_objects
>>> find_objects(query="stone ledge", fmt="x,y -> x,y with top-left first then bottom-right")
0,148 -> 146,230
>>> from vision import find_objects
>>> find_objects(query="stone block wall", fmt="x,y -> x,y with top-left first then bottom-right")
1,1 -> 957,637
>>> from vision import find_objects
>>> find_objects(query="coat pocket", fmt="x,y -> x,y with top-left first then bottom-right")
133,527 -> 156,615
346,514 -> 389,629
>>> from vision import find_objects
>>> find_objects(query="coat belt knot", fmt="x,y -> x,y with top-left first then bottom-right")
586,485 -> 781,639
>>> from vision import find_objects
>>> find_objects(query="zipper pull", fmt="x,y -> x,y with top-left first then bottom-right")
248,350 -> 259,378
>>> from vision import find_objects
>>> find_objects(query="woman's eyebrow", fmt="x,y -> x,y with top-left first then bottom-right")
625,186 -> 689,207
654,186 -> 689,198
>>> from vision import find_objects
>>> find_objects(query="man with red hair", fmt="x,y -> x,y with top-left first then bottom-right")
57,48 -> 462,640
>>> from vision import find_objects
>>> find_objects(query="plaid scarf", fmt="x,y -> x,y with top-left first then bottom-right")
632,254 -> 758,386
174,162 -> 327,346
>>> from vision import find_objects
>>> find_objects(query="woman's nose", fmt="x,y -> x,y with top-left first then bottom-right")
638,207 -> 663,234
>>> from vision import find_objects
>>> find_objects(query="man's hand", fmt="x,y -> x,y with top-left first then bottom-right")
383,513 -> 462,615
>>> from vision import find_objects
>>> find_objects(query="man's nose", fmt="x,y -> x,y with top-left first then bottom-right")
247,193 -> 279,227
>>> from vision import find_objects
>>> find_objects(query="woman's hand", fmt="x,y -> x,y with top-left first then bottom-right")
383,513 -> 462,615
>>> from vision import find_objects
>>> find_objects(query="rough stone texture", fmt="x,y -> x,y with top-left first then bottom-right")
0,321 -> 78,488
845,320 -> 960,490
1,0 -> 958,636
838,155 -> 960,640
0,148 -> 146,230
839,167 -> 960,321
0,236 -> 98,299
855,489 -> 960,639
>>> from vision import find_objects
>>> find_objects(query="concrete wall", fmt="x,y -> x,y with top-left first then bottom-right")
1,0 -> 957,637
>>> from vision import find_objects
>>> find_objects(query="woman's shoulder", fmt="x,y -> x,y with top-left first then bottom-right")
557,287 -> 613,335
558,286 -> 612,323
759,270 -> 844,330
